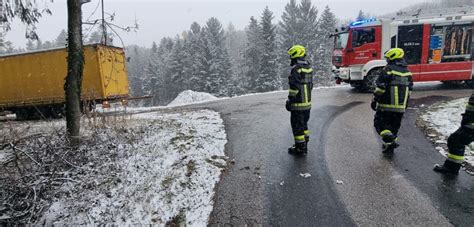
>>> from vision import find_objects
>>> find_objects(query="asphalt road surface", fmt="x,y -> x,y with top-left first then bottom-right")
187,83 -> 473,226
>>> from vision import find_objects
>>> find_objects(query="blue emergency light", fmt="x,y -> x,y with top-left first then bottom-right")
350,18 -> 377,27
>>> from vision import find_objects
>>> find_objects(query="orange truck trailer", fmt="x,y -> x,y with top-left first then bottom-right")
0,44 -> 129,120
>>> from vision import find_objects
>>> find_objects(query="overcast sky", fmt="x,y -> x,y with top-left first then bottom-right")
5,0 -> 430,48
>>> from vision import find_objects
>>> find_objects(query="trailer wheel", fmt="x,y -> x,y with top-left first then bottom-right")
50,105 -> 65,119
358,68 -> 381,93
15,107 -> 38,120
15,108 -> 28,121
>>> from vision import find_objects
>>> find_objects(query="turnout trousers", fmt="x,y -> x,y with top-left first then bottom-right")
446,126 -> 474,164
374,111 -> 404,145
291,109 -> 311,145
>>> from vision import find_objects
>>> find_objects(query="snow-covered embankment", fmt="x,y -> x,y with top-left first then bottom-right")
40,109 -> 228,225
420,97 -> 473,168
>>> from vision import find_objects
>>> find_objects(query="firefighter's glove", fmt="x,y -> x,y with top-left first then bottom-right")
370,99 -> 377,111
285,100 -> 291,112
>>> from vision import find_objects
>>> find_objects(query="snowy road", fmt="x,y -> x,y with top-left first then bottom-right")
183,83 -> 473,226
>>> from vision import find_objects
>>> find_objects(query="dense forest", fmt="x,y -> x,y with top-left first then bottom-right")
125,0 -> 337,106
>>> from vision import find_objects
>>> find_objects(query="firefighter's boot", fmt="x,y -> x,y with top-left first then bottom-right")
381,132 -> 398,153
288,142 -> 307,156
382,141 -> 399,153
433,160 -> 461,175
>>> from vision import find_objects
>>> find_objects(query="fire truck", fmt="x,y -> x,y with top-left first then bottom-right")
332,12 -> 474,92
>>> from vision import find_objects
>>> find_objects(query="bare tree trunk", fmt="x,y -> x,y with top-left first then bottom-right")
65,0 -> 84,144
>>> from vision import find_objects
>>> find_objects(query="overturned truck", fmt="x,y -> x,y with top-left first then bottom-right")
0,44 -> 129,120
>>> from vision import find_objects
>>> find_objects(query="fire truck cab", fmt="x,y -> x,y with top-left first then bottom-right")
332,13 -> 474,92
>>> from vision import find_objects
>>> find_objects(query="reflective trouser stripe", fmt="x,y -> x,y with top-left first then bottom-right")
291,102 -> 311,110
304,130 -> 310,135
447,153 -> 464,164
377,104 -> 406,113
374,87 -> 385,95
291,106 -> 311,111
385,137 -> 399,145
289,89 -> 299,97
297,68 -> 313,73
295,135 -> 305,143
466,103 -> 474,111
380,130 -> 392,136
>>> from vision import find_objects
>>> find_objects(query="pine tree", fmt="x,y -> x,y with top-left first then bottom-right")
278,0 -> 318,88
168,36 -> 187,99
314,5 -> 337,86
356,10 -> 366,21
36,39 -> 43,50
88,30 -> 102,44
225,22 -> 247,95
257,7 -> 280,92
243,16 -> 261,92
87,28 -> 113,45
126,44 -> 151,105
201,17 -> 232,97
42,41 -> 53,49
277,0 -> 300,89
0,31 -> 12,54
144,38 -> 174,105
55,29 -> 68,47
279,0 -> 301,50
298,0 -> 319,64
184,22 -> 206,92
26,40 -> 36,51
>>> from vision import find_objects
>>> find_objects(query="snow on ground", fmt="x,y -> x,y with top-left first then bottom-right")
167,90 -> 219,107
1,109 -> 227,225
420,97 -> 473,167
92,90 -> 221,115
93,86 -> 345,115
42,110 -> 227,225
227,84 -> 347,98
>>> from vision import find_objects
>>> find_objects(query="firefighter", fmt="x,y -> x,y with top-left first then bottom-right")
286,45 -> 314,156
371,48 -> 413,153
434,92 -> 474,175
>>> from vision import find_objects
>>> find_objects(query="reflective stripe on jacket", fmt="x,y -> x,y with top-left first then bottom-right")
373,59 -> 413,113
288,59 -> 313,111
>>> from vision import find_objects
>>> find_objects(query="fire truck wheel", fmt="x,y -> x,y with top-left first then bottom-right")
465,79 -> 474,88
349,82 -> 359,88
441,80 -> 463,87
360,68 -> 381,93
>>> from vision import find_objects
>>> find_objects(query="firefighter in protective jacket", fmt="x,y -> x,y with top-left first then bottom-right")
434,92 -> 474,175
371,48 -> 413,153
286,45 -> 313,156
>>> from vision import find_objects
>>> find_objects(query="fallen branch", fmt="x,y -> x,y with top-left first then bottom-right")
10,143 -> 41,167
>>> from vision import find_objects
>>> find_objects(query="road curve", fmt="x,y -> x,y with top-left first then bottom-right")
184,83 -> 473,226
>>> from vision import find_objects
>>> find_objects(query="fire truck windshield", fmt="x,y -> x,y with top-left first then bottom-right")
334,32 -> 349,50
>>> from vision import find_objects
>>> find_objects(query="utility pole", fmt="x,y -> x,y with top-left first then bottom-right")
101,0 -> 107,46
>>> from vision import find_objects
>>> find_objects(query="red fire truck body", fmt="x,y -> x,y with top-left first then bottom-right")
332,13 -> 474,91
